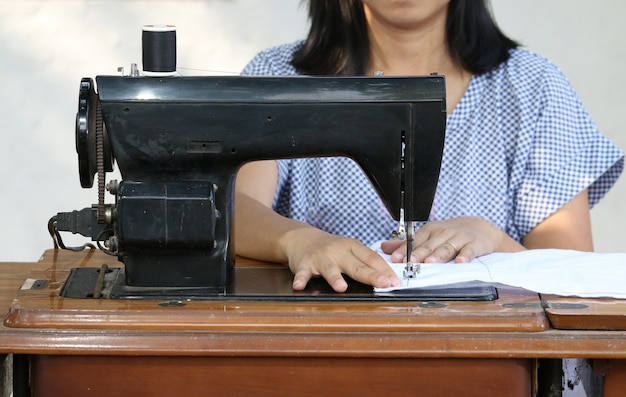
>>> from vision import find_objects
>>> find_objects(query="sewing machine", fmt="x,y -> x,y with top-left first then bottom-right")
52,74 -> 451,299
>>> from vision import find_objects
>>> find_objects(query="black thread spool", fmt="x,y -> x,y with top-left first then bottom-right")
142,25 -> 177,76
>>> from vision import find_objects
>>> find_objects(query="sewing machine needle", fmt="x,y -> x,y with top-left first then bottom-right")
403,221 -> 419,282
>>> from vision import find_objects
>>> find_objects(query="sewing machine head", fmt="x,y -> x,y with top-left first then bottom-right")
57,74 -> 446,296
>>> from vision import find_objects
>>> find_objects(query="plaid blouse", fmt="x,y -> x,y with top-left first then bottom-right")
241,42 -> 624,244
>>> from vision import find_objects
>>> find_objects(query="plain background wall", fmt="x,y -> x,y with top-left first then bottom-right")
0,0 -> 624,262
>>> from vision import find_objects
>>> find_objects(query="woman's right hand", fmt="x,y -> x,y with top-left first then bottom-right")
235,160 -> 400,293
281,227 -> 401,292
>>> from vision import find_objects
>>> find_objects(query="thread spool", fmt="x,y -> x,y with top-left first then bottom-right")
142,24 -> 177,77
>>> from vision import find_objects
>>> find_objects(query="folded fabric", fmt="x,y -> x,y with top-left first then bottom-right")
371,242 -> 626,299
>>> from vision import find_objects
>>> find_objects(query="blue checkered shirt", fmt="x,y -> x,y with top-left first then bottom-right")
241,42 -> 624,244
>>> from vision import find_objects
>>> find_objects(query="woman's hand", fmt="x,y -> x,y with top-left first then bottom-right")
236,161 -> 401,293
282,227 -> 402,293
381,190 -> 593,264
380,216 -> 523,264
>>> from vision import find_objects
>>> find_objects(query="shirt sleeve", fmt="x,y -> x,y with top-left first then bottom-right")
512,60 -> 624,238
240,42 -> 302,76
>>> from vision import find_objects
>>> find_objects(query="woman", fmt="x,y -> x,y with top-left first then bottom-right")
235,0 -> 624,292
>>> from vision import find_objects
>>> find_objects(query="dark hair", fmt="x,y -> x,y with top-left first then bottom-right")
292,0 -> 519,76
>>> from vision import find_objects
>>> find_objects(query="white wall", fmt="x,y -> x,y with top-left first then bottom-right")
0,0 -> 307,261
0,0 -> 623,262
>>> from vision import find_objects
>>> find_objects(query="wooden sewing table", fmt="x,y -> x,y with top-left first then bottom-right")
1,249 -> 625,396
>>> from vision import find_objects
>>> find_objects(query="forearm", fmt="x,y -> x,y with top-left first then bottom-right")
234,192 -> 313,263
521,189 -> 593,252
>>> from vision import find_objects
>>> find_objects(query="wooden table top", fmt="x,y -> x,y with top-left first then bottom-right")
1,249 -> 625,358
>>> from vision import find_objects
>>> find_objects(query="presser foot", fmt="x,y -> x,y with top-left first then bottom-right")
403,262 -> 421,280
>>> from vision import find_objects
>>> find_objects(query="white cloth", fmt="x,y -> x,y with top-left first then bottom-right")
372,244 -> 626,299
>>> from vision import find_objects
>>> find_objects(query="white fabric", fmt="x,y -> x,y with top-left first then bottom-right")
372,243 -> 626,298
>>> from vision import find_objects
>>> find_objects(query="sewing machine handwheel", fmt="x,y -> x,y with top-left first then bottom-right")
76,78 -> 112,188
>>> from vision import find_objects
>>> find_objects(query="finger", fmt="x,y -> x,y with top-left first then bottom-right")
380,240 -> 408,263
424,240 -> 462,263
384,239 -> 423,263
412,224 -> 434,246
294,262 -> 349,293
341,259 -> 399,289
412,227 -> 457,262
324,271 -> 349,293
400,226 -> 436,262
351,246 -> 401,287
455,244 -> 476,263
313,257 -> 350,292
391,245 -> 410,263
292,266 -> 314,291
380,239 -> 404,253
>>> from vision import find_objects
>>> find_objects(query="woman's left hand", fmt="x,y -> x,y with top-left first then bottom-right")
380,216 -> 524,264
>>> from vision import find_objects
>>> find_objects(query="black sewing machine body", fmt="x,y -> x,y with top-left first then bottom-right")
62,75 -> 448,297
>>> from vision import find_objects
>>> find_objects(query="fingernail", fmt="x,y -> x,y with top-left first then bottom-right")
376,275 -> 390,286
334,279 -> 348,289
